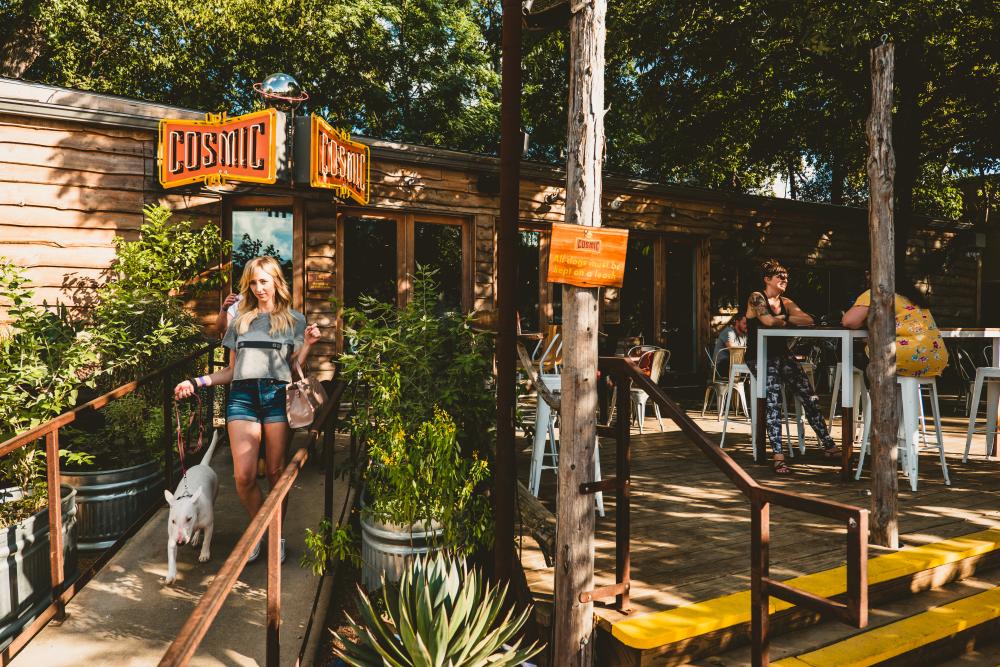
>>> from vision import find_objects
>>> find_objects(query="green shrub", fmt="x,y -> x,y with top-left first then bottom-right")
0,261 -> 101,440
0,204 -> 228,521
340,267 -> 494,556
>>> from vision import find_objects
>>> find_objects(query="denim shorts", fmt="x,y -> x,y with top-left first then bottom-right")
227,379 -> 288,424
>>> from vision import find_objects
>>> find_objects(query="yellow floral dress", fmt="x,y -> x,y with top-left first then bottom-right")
854,290 -> 949,377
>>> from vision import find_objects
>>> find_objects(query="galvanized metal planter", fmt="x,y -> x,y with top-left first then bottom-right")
0,486 -> 77,646
61,460 -> 164,552
360,511 -> 444,591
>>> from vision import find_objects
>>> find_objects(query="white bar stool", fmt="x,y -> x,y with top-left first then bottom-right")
856,376 -> 949,491
829,363 -> 871,446
720,364 -> 805,458
963,366 -> 1000,462
527,376 -> 604,516
528,373 -> 561,497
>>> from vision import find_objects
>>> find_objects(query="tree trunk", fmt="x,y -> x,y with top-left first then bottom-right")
865,43 -> 899,550
830,159 -> 845,206
786,159 -> 798,199
554,0 -> 605,663
0,0 -> 46,78
891,38 -> 924,279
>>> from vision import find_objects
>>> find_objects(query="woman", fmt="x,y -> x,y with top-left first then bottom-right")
175,256 -> 322,563
841,275 -> 948,377
746,259 -> 840,474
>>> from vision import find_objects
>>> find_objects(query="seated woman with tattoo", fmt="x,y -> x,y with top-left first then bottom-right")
745,259 -> 841,474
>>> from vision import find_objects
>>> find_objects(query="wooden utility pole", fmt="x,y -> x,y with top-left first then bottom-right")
865,42 -> 899,549
554,0 -> 606,662
493,0 -> 522,584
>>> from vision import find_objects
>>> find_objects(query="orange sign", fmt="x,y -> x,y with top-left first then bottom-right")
308,114 -> 370,205
158,109 -> 280,188
547,223 -> 628,288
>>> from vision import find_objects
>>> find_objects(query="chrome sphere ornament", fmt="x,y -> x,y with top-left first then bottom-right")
253,72 -> 309,111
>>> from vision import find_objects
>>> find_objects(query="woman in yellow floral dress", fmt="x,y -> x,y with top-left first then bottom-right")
841,277 -> 948,377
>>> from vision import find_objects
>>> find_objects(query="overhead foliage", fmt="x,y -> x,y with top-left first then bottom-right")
2,0 -> 995,221
2,0 -> 500,152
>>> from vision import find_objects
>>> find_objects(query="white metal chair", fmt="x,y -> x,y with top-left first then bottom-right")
953,347 -> 978,415
828,363 -> 871,439
703,346 -> 749,420
720,352 -> 805,458
856,376 -> 949,491
629,347 -> 670,433
702,345 -> 725,418
963,364 -> 1000,462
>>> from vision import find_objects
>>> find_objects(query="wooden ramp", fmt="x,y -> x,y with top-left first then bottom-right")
10,432 -> 351,667
519,407 -> 1000,665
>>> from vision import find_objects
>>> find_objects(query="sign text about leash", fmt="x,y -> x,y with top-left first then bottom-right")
547,223 -> 628,288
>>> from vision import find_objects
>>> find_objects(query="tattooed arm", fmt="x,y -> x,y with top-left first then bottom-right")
783,298 -> 815,326
747,292 -> 787,327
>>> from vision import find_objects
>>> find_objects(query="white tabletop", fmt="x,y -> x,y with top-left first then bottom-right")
754,328 -> 864,405
938,328 -> 1000,339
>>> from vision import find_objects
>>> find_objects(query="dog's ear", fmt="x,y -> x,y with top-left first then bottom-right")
190,487 -> 203,504
164,489 -> 175,505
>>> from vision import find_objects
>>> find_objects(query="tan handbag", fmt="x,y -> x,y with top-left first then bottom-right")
286,359 -> 328,429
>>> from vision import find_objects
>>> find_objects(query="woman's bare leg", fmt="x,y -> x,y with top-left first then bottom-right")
262,421 -> 291,520
228,419 -> 264,518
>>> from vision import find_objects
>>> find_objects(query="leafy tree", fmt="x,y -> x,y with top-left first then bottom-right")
2,0 -> 500,152
4,0 -> 995,229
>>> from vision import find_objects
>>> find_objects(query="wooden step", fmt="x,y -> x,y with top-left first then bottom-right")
597,528 -> 1000,666
774,585 -> 1000,667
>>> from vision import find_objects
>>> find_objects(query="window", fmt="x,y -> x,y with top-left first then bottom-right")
342,216 -> 398,309
338,211 -> 470,315
414,221 -> 463,310
517,230 -> 541,331
231,208 -> 294,288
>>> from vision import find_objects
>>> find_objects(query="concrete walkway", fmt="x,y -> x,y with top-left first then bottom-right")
13,432 -> 348,666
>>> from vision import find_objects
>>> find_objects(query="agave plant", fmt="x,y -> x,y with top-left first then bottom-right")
334,554 -> 543,666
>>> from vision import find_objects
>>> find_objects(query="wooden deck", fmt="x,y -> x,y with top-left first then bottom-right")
518,401 -> 1000,627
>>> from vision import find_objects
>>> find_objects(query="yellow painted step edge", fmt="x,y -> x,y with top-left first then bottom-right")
608,528 -> 1000,651
773,585 -> 1000,667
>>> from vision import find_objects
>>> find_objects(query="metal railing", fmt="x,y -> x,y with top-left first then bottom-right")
0,342 -> 219,664
585,357 -> 868,667
159,380 -> 347,667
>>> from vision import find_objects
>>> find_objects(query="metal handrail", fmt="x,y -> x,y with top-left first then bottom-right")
594,356 -> 868,667
160,380 -> 347,667
0,342 -> 218,665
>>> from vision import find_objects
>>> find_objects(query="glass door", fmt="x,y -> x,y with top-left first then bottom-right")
231,208 -> 294,288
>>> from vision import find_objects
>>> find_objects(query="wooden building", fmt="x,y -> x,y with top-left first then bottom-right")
0,78 -> 981,380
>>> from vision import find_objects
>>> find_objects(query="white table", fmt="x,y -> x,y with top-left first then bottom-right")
939,328 -> 1000,456
754,328 -> 868,477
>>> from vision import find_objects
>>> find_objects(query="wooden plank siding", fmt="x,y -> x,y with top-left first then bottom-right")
0,86 -> 980,378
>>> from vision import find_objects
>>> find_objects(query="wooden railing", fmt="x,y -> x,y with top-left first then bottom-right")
159,380 -> 347,667
0,342 -> 219,665
587,357 -> 869,667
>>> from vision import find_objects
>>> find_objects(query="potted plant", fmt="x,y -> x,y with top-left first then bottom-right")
0,444 -> 87,644
340,268 -> 494,589
59,392 -> 181,551
334,553 -> 543,666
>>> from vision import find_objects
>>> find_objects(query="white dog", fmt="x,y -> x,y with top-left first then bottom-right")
163,429 -> 221,585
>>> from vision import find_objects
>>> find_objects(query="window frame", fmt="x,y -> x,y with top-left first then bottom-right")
335,207 -> 472,348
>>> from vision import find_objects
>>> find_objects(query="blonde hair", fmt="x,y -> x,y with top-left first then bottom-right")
234,256 -> 295,336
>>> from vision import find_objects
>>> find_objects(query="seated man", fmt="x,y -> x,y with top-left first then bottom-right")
712,314 -> 747,377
